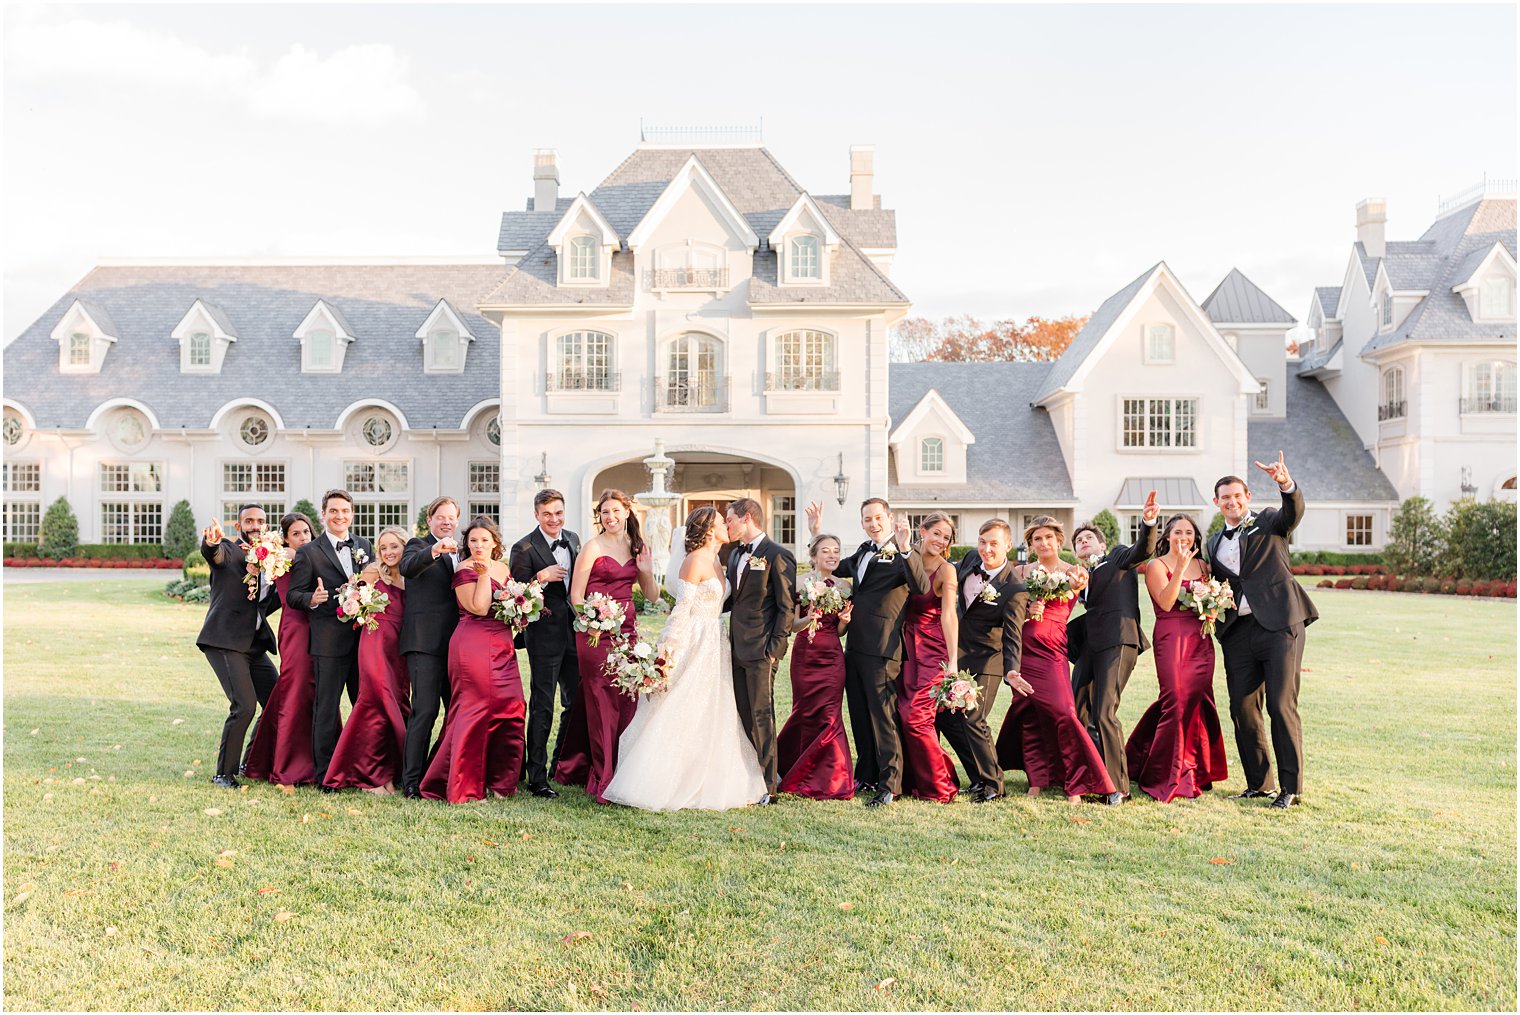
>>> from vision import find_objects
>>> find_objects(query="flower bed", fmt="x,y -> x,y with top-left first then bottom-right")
4,557 -> 183,569
1314,574 -> 1516,597
1290,563 -> 1389,576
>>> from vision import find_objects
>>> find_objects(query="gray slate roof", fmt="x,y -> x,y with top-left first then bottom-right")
1201,268 -> 1296,324
497,197 -> 574,253
1247,375 -> 1398,502
1314,286 -> 1341,318
483,147 -> 907,308
1361,198 -> 1517,354
4,264 -> 506,429
1114,476 -> 1206,508
1296,336 -> 1342,375
1034,263 -> 1160,402
887,362 -> 1074,503
814,195 -> 898,248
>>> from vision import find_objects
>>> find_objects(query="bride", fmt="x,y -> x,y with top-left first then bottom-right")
602,507 -> 766,810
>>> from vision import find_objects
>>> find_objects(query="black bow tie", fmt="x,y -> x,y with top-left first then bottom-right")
336,538 -> 354,551
972,564 -> 991,579
1221,528 -> 1239,540
549,538 -> 569,552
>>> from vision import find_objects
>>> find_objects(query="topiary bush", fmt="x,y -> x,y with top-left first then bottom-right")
38,497 -> 79,559
1316,579 -> 1334,588
292,499 -> 319,527
1089,509 -> 1122,549
1206,512 -> 1226,539
1444,497 -> 1517,581
1351,576 -> 1370,590
162,499 -> 197,560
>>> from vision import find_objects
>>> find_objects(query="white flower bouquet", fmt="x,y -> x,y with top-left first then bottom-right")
491,579 -> 546,632
241,530 -> 290,600
798,575 -> 850,640
1022,564 -> 1078,604
335,579 -> 390,633
574,592 -> 625,647
1176,576 -> 1236,637
604,638 -> 670,698
930,667 -> 981,712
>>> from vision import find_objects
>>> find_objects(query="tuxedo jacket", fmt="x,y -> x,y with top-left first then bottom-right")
830,541 -> 930,661
509,528 -> 581,657
195,537 -> 279,655
721,535 -> 796,664
1205,485 -> 1319,636
1077,523 -> 1159,655
398,534 -> 462,658
955,555 -> 1028,677
288,531 -> 375,658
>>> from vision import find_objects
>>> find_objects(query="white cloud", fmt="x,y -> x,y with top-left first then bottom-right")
4,17 -> 257,87
245,43 -> 424,126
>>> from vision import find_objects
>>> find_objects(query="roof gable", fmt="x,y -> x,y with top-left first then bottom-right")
545,193 -> 621,249
888,388 -> 976,445
1201,268 -> 1296,324
414,298 -> 479,342
50,299 -> 120,344
624,155 -> 759,252
767,194 -> 841,249
1453,241 -> 1517,290
170,299 -> 239,342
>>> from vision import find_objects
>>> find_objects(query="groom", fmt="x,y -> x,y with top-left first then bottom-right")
721,498 -> 796,804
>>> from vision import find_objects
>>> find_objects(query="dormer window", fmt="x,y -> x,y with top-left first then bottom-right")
568,236 -> 599,280
188,332 -> 212,367
295,300 -> 355,373
1143,324 -> 1175,364
1381,292 -> 1393,328
547,193 -> 619,287
920,437 -> 945,473
171,299 -> 238,373
426,330 -> 461,370
1482,276 -> 1516,320
768,193 -> 840,287
53,299 -> 119,374
69,333 -> 90,366
788,235 -> 820,280
308,329 -> 335,369
414,299 -> 474,374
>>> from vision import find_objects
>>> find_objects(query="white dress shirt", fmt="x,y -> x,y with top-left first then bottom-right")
326,529 -> 355,579
735,533 -> 766,590
964,559 -> 1006,608
1217,481 -> 1295,616
540,528 -> 571,587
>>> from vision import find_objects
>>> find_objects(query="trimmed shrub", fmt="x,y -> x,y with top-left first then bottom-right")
1456,579 -> 1473,596
1206,512 -> 1226,539
1088,509 -> 1122,549
1438,579 -> 1456,595
1316,579 -> 1334,588
1334,578 -> 1354,589
947,545 -> 973,563
1421,578 -> 1441,593
182,559 -> 211,587
38,497 -> 79,559
292,499 -> 319,527
1289,551 -> 1387,567
1404,579 -> 1424,593
162,500 -> 197,560
1351,576 -> 1369,590
1445,497 -> 1518,581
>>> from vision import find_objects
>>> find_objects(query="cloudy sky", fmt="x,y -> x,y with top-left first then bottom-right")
3,3 -> 1515,341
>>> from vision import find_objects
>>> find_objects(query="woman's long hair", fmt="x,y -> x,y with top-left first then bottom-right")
458,516 -> 504,561
375,525 -> 411,584
684,506 -> 719,553
1157,513 -> 1204,562
596,488 -> 645,559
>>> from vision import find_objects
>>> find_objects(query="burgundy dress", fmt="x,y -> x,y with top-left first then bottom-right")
243,573 -> 316,785
1125,569 -> 1229,802
996,594 -> 1116,797
551,556 -> 637,803
325,579 -> 410,790
776,606 -> 853,800
898,589 -> 959,802
421,570 -> 527,802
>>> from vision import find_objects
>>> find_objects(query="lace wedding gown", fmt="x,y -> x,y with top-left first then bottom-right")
602,576 -> 767,811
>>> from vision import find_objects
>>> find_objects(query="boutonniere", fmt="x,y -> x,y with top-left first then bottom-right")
747,556 -> 768,571
1240,515 -> 1259,536
353,548 -> 370,566
977,584 -> 1001,605
1083,554 -> 1103,569
876,541 -> 898,562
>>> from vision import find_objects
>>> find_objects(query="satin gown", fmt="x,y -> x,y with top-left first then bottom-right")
421,570 -> 528,802
898,589 -> 959,802
325,580 -> 410,790
551,556 -> 638,802
243,573 -> 317,785
1125,570 -> 1230,802
996,595 -> 1116,797
776,608 -> 853,800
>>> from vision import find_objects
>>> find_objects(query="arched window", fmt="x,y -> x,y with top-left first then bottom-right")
1380,367 -> 1405,420
552,331 -> 615,391
920,437 -> 945,473
660,333 -> 723,411
69,333 -> 91,366
568,236 -> 598,280
772,330 -> 837,391
788,235 -> 820,280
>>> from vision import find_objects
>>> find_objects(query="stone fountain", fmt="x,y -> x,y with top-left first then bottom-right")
633,439 -> 681,582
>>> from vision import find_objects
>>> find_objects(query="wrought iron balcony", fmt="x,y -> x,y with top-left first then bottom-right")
654,374 -> 728,412
546,371 -> 621,393
1378,400 -> 1406,421
1460,395 -> 1516,414
647,267 -> 730,290
765,371 -> 841,393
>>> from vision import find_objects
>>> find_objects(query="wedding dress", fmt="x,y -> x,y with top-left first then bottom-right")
601,574 -> 766,811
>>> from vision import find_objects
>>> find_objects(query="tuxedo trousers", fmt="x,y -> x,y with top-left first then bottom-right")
203,647 -> 278,778
843,652 -> 904,796
524,640 -> 579,786
1221,615 -> 1305,795
937,670 -> 1002,792
1072,644 -> 1140,796
312,651 -> 358,784
732,654 -> 780,795
401,650 -> 451,793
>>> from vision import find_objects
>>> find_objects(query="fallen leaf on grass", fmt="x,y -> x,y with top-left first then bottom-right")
183,770 -> 195,778
18,883 -> 35,894
345,807 -> 362,817
279,785 -> 295,796
1375,935 -> 1389,945
72,777 -> 85,785
64,888 -> 91,897
172,719 -> 185,726
104,927 -> 117,937
29,729 -> 38,736
837,902 -> 855,911
215,859 -> 234,869
562,931 -> 593,945
300,814 -> 311,824
482,840 -> 498,847
520,831 -> 533,840
43,793 -> 53,801
14,892 -> 31,904
875,977 -> 896,991
1069,817 -> 1091,825
203,808 -> 223,817
273,911 -> 295,922
1209,858 -> 1233,865
257,887 -> 280,896
148,796 -> 158,804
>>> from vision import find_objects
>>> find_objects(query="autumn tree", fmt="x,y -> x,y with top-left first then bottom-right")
889,314 -> 1087,363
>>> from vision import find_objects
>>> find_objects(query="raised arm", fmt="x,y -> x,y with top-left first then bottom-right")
1254,451 -> 1303,538
400,537 -> 441,581
1146,557 -> 1188,613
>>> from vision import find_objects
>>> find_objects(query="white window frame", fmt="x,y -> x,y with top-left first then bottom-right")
467,460 -> 500,523
1142,323 -> 1175,364
786,234 -> 821,283
919,436 -> 946,474
567,235 -> 599,281
3,461 -> 42,543
1381,291 -> 1393,329
99,461 -> 164,545
659,332 -> 724,411
552,330 -> 616,391
68,332 -> 91,367
1253,377 -> 1271,413
1344,513 -> 1373,548
1118,396 -> 1200,451
1481,276 -> 1516,321
425,329 -> 462,372
306,328 -> 336,371
344,460 -> 411,541
650,241 -> 729,292
188,332 -> 212,368
1381,367 -> 1406,420
220,460 -> 287,521
770,495 -> 797,547
1463,361 -> 1517,414
771,330 -> 837,391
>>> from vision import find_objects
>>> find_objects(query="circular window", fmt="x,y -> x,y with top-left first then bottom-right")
2,412 -> 22,447
110,409 -> 148,451
239,414 -> 270,447
362,415 -> 393,448
486,415 -> 501,446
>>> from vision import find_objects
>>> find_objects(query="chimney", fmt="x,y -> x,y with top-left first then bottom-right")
1356,198 -> 1386,259
850,145 -> 874,211
533,149 -> 559,213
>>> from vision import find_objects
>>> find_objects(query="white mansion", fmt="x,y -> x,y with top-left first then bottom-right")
3,135 -> 1514,556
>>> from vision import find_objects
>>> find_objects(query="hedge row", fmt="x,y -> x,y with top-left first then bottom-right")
1314,575 -> 1517,597
1288,551 -> 1386,567
1290,563 -> 1388,576
4,557 -> 184,569
4,543 -> 175,561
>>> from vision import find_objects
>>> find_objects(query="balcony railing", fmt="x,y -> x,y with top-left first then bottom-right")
1460,395 -> 1517,414
546,371 -> 621,393
655,374 -> 728,412
765,371 -> 841,393
1378,400 -> 1407,421
647,267 -> 730,290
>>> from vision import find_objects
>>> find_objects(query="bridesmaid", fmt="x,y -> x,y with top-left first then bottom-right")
551,490 -> 658,803
324,527 -> 411,794
995,516 -> 1115,803
421,517 -> 528,802
1126,514 -> 1229,802
776,534 -> 854,800
243,511 -> 318,786
897,513 -> 960,803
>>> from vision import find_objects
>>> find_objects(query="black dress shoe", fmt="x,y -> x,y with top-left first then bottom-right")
319,784 -> 338,794
1229,788 -> 1277,800
958,780 -> 985,797
210,774 -> 240,790
853,782 -> 877,798
529,783 -> 559,799
755,793 -> 773,806
865,790 -> 894,807
1103,791 -> 1128,806
402,786 -> 422,799
973,785 -> 1002,804
1270,792 -> 1298,809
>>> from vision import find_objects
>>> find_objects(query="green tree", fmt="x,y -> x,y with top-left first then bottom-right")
162,500 -> 197,559
1206,512 -> 1226,539
292,499 -> 319,527
1444,498 -> 1517,581
415,506 -> 430,537
38,497 -> 80,559
1089,509 -> 1121,548
1384,496 -> 1445,576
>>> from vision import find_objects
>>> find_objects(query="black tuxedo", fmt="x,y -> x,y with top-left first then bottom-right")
831,540 -> 929,796
509,528 -> 582,787
197,536 -> 281,778
1069,522 -> 1158,795
1206,484 -> 1317,795
940,555 -> 1028,793
397,533 -> 462,793
721,535 -> 797,795
288,530 -> 374,784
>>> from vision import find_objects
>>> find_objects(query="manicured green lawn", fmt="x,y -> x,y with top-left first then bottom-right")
3,577 -> 1515,1010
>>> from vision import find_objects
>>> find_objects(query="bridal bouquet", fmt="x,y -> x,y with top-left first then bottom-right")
335,579 -> 390,633
1176,576 -> 1236,638
574,592 -> 625,647
798,575 -> 849,640
930,667 -> 981,712
1021,564 -> 1078,604
491,578 -> 546,632
241,530 -> 290,600
605,638 -> 670,698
